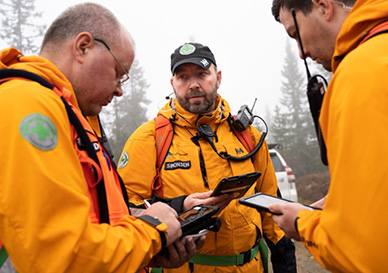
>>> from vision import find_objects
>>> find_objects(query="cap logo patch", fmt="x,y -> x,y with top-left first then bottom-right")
19,113 -> 58,151
200,58 -> 210,67
179,43 -> 196,55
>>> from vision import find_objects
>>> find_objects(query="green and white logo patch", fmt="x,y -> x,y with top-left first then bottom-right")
19,113 -> 58,151
118,152 -> 129,169
179,43 -> 196,55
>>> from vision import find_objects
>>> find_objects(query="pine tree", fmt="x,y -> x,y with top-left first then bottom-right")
272,40 -> 327,176
271,105 -> 289,147
273,39 -> 306,152
0,0 -> 46,54
101,58 -> 151,162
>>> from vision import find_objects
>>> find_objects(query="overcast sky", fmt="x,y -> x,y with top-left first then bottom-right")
4,0 -> 299,118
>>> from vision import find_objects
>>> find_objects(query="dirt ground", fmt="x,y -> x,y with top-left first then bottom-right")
268,241 -> 330,273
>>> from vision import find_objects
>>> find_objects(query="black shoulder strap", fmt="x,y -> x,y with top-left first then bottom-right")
59,97 -> 110,224
0,68 -> 54,89
0,68 -> 129,224
98,116 -> 130,209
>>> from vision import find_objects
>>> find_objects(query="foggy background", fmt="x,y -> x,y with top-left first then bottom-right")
1,0 -> 294,117
1,0 -> 331,179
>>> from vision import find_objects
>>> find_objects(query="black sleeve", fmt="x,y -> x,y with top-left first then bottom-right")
128,195 -> 188,214
265,235 -> 297,273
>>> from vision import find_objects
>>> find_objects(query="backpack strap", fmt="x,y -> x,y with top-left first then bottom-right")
0,68 -> 55,89
60,96 -> 110,224
152,114 -> 175,197
229,114 -> 255,153
232,126 -> 254,152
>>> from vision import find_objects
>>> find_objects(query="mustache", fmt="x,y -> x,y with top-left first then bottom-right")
185,89 -> 205,99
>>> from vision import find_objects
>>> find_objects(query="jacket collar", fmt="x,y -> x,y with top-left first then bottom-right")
0,47 -> 78,108
333,0 -> 388,71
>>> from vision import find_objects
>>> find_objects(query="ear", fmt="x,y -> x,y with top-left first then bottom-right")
216,70 -> 222,89
315,0 -> 334,21
72,32 -> 94,64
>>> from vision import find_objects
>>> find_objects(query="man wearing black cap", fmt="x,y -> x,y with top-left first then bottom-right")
118,42 -> 296,273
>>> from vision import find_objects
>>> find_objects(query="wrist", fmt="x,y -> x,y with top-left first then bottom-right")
294,216 -> 300,236
171,195 -> 187,213
137,214 -> 168,250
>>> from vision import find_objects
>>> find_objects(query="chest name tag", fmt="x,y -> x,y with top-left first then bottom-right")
164,160 -> 191,170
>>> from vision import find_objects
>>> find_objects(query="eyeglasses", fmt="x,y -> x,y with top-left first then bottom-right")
291,8 -> 329,166
93,38 -> 130,87
317,0 -> 353,12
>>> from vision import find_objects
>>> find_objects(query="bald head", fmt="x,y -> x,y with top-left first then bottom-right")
38,2 -> 135,116
41,3 -> 126,54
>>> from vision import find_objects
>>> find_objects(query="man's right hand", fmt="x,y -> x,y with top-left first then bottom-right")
143,202 -> 182,247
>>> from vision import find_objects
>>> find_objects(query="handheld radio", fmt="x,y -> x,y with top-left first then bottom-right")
234,99 -> 257,131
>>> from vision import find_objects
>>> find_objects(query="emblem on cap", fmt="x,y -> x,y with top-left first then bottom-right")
19,113 -> 58,151
179,43 -> 196,55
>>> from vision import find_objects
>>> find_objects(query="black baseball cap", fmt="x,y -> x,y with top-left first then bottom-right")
170,43 -> 217,74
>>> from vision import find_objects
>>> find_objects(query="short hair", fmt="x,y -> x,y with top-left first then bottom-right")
271,0 -> 356,22
41,3 -> 122,50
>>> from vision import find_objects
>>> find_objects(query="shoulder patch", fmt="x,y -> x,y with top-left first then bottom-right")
19,113 -> 58,151
118,152 -> 129,169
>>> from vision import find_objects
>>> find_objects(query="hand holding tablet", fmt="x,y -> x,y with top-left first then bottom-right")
239,193 -> 322,215
211,171 -> 261,199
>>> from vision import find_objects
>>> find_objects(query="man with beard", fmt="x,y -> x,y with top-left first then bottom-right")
118,42 -> 296,273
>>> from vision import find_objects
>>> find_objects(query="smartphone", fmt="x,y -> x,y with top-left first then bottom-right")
178,204 -> 220,236
181,229 -> 209,245
239,193 -> 321,215
211,171 -> 261,199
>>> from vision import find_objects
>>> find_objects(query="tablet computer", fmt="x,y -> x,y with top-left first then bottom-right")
178,204 -> 220,237
211,171 -> 261,199
239,193 -> 321,215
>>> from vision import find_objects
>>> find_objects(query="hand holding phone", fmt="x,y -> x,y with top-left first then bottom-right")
181,229 -> 209,245
178,204 -> 221,237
